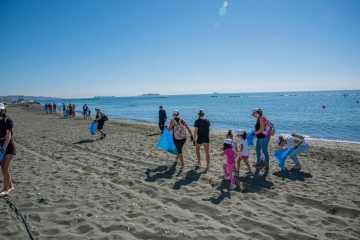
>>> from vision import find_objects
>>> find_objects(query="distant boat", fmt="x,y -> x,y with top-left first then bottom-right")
141,93 -> 160,96
213,92 -> 219,94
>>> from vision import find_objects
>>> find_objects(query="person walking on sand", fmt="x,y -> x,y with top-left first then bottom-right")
68,103 -> 73,118
53,103 -> 57,113
216,138 -> 238,190
72,104 -> 76,117
0,103 -> 16,197
48,103 -> 52,114
251,108 -> 271,171
193,109 -> 211,169
167,110 -> 193,170
62,103 -> 66,112
276,135 -> 310,169
158,106 -> 167,133
94,107 -> 107,139
235,130 -> 253,176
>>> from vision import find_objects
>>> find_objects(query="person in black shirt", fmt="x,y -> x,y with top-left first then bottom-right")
94,107 -> 107,139
158,106 -> 167,133
193,109 -> 211,169
0,103 -> 16,197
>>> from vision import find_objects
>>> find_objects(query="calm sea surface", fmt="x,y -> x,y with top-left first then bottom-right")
39,90 -> 360,143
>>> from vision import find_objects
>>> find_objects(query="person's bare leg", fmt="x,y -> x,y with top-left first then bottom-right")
178,153 -> 184,166
203,143 -> 210,167
244,160 -> 252,172
1,155 -> 14,192
195,143 -> 201,165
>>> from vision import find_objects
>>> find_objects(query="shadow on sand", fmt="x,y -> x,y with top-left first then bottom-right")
145,162 -> 177,182
273,168 -> 312,182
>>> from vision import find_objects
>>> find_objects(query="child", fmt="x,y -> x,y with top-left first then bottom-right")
217,138 -> 238,190
235,130 -> 253,176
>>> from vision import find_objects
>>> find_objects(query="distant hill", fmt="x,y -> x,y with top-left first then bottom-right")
0,95 -> 63,102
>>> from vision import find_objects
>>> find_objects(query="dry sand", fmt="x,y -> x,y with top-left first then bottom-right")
0,105 -> 360,240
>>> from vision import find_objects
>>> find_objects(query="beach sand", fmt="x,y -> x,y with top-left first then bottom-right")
1,105 -> 360,240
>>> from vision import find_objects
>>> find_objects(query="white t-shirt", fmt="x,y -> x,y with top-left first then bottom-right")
286,136 -> 308,147
231,140 -> 237,151
239,139 -> 249,156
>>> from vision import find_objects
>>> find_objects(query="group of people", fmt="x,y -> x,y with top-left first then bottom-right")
158,106 -> 310,190
44,103 -> 57,114
82,104 -> 91,119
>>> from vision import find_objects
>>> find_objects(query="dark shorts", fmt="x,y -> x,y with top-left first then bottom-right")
97,121 -> 104,130
0,140 -> 16,155
196,136 -> 210,144
174,138 -> 186,154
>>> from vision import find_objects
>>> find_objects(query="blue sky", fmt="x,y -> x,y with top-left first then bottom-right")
1,0 -> 359,98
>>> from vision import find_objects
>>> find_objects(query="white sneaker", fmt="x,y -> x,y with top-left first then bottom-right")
230,184 -> 237,190
223,176 -> 230,180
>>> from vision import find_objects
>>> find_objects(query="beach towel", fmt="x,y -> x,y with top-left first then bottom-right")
90,121 -> 98,135
247,129 -> 256,148
273,147 -> 295,170
157,128 -> 178,155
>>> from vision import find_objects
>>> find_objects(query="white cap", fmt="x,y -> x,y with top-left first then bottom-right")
95,107 -> 99,110
251,108 -> 260,116
173,110 -> 179,115
223,138 -> 233,145
198,109 -> 204,114
0,103 -> 5,110
236,129 -> 244,136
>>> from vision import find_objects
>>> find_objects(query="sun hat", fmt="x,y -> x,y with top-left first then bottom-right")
0,103 -> 5,110
236,129 -> 244,136
173,110 -> 179,115
251,108 -> 260,116
223,138 -> 233,145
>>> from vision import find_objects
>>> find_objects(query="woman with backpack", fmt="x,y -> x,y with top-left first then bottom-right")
276,134 -> 310,169
251,108 -> 271,171
167,110 -> 193,170
94,107 -> 107,140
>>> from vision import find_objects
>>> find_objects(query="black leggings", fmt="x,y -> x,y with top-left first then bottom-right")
174,138 -> 186,154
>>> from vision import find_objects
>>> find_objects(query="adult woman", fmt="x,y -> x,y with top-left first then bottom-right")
167,110 -> 193,170
251,108 -> 270,171
276,135 -> 310,169
94,107 -> 107,139
0,103 -> 16,196
193,109 -> 211,169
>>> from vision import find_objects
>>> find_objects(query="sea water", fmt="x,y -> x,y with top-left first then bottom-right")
40,90 -> 360,143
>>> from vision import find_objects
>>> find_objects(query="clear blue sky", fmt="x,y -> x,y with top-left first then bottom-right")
1,0 -> 359,98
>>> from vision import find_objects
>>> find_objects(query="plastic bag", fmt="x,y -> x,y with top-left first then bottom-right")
273,147 -> 295,170
90,121 -> 98,135
0,146 -> 4,163
157,128 -> 178,155
247,129 -> 256,148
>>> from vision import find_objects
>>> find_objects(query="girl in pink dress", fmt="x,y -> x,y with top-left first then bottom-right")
217,139 -> 238,190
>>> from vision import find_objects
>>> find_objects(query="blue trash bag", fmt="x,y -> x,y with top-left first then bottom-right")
156,128 -> 178,155
0,146 -> 4,163
273,147 -> 295,170
90,121 -> 98,135
45,108 -> 49,114
247,129 -> 256,148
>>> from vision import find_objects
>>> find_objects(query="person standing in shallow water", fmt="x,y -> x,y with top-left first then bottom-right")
193,109 -> 211,169
158,106 -> 167,133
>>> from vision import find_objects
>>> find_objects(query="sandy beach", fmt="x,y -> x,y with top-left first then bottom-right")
1,105 -> 360,240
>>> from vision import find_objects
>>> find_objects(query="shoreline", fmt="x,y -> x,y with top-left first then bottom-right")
1,105 -> 360,240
